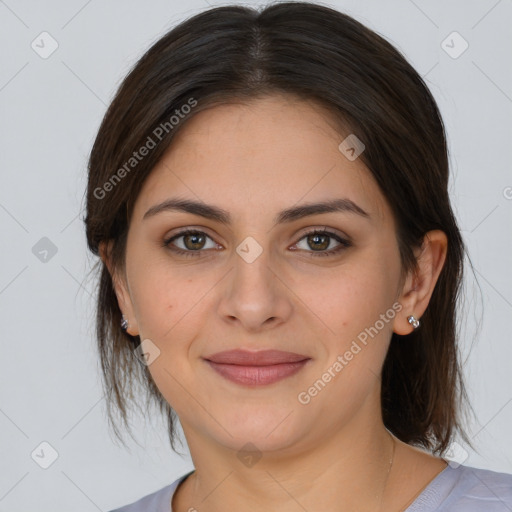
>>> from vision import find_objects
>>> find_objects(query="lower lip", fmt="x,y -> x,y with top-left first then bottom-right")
205,360 -> 310,386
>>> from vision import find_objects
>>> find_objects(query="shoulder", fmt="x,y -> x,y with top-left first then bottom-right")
106,472 -> 189,512
446,464 -> 512,510
410,462 -> 512,511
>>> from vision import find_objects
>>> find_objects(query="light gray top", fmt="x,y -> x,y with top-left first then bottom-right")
108,463 -> 512,511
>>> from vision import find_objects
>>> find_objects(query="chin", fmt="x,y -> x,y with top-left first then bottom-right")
211,410 -> 309,454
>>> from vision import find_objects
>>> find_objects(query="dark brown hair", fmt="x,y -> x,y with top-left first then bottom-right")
84,1 -> 476,455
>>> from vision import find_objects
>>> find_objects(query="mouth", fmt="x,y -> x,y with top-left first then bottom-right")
203,349 -> 311,386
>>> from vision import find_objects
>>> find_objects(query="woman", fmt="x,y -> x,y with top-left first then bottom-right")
85,2 -> 512,511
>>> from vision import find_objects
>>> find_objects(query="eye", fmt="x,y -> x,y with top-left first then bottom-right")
163,227 -> 351,259
293,228 -> 351,257
163,229 -> 218,258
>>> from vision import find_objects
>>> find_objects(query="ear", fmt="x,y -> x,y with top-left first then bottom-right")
393,230 -> 448,335
99,240 -> 140,337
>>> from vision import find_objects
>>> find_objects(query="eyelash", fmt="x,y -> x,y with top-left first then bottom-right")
162,228 -> 351,258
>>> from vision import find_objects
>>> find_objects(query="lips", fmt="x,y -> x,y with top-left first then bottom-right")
204,349 -> 310,365
203,349 -> 311,386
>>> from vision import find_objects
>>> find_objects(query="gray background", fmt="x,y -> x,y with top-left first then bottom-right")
1,0 -> 511,510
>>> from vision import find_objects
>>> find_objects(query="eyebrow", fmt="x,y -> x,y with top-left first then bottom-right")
142,197 -> 370,225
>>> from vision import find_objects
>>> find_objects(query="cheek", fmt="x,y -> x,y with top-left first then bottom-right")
131,278 -> 171,336
129,261 -> 217,362
127,257 -> 185,338
295,258 -> 392,333
294,258 -> 397,388
129,268 -> 204,405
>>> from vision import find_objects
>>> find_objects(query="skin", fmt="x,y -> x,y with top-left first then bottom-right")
101,94 -> 449,512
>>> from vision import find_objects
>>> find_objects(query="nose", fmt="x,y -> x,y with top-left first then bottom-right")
217,245 -> 293,332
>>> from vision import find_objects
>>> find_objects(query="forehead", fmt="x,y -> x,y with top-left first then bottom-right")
132,95 -> 391,227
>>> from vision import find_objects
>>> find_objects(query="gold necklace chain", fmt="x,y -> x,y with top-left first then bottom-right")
376,430 -> 396,512
380,432 -> 450,512
395,457 -> 449,512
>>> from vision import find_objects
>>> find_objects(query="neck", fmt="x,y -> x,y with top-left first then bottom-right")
174,419 -> 397,512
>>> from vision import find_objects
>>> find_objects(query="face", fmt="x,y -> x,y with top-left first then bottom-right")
109,94 -> 413,455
